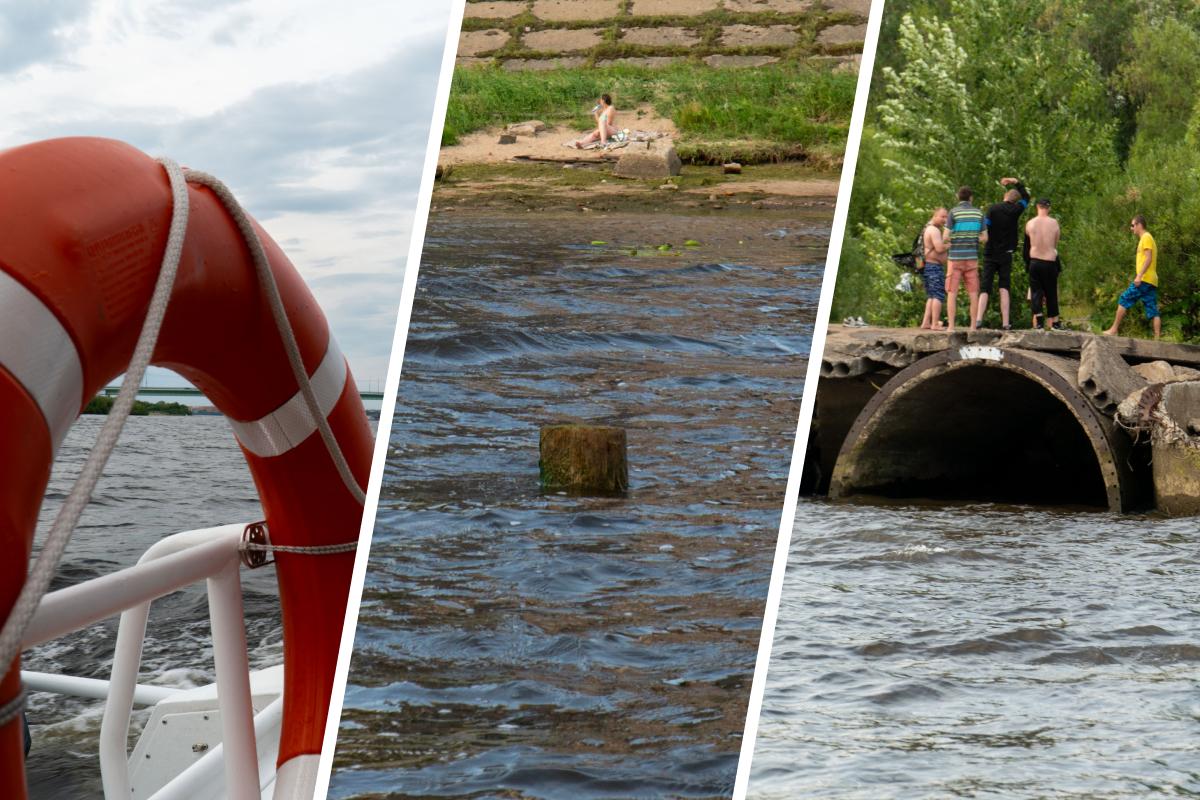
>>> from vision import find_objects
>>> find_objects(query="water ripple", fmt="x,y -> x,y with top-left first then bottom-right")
26,416 -> 282,797
750,501 -> 1200,798
336,208 -> 830,797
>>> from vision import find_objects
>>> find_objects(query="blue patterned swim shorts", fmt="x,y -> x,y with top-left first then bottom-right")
923,262 -> 946,302
1118,281 -> 1159,319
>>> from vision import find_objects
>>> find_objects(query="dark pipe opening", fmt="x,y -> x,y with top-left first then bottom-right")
802,376 -> 880,496
840,365 -> 1110,507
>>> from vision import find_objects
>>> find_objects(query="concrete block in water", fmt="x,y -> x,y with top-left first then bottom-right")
613,141 -> 682,180
1153,443 -> 1200,515
1152,382 -> 1200,516
539,424 -> 628,494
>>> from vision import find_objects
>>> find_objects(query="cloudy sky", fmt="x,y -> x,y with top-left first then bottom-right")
0,0 -> 453,388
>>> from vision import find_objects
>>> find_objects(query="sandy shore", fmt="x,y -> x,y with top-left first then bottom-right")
435,103 -> 840,213
439,106 -> 679,166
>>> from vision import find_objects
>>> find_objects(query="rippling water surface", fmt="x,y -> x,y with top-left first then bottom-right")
332,207 -> 831,798
25,415 -> 281,798
750,500 -> 1200,799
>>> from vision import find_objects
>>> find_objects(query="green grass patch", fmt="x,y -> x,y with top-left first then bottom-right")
442,62 -> 856,150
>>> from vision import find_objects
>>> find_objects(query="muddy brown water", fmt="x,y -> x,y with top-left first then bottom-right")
331,205 -> 832,798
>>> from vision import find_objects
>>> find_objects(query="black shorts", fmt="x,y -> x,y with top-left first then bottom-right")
981,252 -> 1013,294
1029,258 -> 1059,318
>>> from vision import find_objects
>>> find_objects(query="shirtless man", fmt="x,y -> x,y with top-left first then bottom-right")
920,207 -> 949,329
1024,198 -> 1061,330
574,94 -> 616,148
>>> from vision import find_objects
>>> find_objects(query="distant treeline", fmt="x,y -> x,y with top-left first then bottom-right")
83,396 -> 192,416
836,0 -> 1200,339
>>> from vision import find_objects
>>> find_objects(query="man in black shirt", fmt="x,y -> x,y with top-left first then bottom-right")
976,176 -> 1030,330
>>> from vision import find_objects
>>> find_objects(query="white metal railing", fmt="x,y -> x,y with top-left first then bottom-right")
20,523 -> 267,799
20,671 -> 182,707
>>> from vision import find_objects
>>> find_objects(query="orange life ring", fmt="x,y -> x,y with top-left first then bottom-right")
0,137 -> 372,794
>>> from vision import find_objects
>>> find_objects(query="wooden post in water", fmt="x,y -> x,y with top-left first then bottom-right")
539,424 -> 628,495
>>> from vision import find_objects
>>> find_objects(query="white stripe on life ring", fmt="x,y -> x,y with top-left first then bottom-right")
0,270 -> 84,450
273,753 -> 320,797
228,339 -> 348,458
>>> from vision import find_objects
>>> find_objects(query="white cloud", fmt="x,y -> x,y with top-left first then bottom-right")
0,0 -> 451,388
0,1 -> 90,73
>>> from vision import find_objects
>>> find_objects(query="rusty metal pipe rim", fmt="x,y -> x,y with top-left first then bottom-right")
829,347 -> 1126,512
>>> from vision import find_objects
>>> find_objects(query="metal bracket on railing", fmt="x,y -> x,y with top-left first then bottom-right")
239,522 -> 273,570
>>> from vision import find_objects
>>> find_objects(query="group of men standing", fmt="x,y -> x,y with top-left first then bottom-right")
916,178 -> 1161,338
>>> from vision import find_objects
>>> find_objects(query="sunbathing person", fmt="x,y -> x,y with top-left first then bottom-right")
574,94 -> 616,148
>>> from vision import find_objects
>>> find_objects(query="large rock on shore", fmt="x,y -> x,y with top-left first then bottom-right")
505,120 -> 549,136
614,141 -> 682,180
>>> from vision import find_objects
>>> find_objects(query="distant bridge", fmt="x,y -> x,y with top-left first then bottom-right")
805,326 -> 1200,515
102,384 -> 385,401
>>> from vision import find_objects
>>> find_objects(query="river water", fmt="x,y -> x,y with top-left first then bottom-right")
331,206 -> 832,798
750,499 -> 1200,799
23,415 -> 280,797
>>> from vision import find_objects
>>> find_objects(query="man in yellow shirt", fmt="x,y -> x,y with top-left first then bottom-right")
1104,215 -> 1160,339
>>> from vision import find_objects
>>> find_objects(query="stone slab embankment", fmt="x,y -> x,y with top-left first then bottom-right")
458,0 -> 866,71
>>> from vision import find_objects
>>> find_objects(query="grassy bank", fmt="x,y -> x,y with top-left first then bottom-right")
443,63 -> 855,161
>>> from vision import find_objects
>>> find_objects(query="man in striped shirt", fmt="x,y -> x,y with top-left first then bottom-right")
946,186 -> 988,332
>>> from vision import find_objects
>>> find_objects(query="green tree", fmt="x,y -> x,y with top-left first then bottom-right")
1114,17 -> 1200,145
840,0 -> 1123,328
